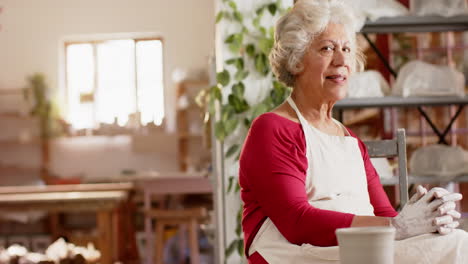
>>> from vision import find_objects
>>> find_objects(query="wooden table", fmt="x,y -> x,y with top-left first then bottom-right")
134,172 -> 213,264
0,183 -> 133,264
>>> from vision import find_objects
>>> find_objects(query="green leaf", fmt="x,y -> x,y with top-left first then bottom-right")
233,10 -> 243,22
227,33 -> 244,54
215,121 -> 226,141
252,16 -> 261,28
221,105 -> 235,122
210,85 -> 222,102
227,176 -> 235,193
225,58 -> 237,65
273,80 -> 284,90
228,0 -> 237,10
215,11 -> 224,23
234,58 -> 244,71
232,82 -> 245,97
226,144 -> 240,158
267,3 -> 277,16
224,116 -> 239,134
252,103 -> 269,118
228,94 -> 249,114
237,239 -> 244,257
217,70 -> 230,86
243,117 -> 252,128
235,70 -> 249,81
259,26 -> 267,35
254,53 -> 269,76
225,239 -> 237,257
235,220 -> 242,236
235,182 -> 241,193
256,6 -> 265,16
224,34 -> 236,44
259,37 -> 274,54
246,44 -> 256,58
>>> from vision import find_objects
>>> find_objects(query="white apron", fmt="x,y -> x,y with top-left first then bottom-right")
248,97 -> 468,264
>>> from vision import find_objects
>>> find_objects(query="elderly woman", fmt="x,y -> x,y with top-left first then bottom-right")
239,0 -> 468,263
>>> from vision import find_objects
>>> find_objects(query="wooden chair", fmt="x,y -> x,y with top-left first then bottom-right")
146,207 -> 208,264
363,128 -> 409,207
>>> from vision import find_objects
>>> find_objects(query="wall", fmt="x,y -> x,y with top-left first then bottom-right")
0,0 -> 215,179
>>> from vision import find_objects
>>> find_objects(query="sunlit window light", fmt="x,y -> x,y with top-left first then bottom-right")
65,38 -> 165,130
136,40 -> 164,126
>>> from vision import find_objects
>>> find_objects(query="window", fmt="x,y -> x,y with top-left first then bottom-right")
65,38 -> 164,129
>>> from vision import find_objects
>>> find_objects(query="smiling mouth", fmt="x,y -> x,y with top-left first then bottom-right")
325,75 -> 346,81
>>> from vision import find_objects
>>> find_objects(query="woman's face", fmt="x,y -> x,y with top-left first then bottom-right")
296,23 -> 355,102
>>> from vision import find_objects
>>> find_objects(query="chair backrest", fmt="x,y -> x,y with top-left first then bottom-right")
363,128 -> 409,207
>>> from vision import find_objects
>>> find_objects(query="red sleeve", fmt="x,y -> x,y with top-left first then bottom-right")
347,129 -> 398,217
240,114 -> 354,247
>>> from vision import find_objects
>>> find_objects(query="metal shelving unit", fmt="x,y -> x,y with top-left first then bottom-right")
336,96 -> 468,109
343,16 -> 468,145
362,15 -> 468,33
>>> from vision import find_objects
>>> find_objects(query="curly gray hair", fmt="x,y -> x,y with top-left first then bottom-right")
269,0 -> 365,87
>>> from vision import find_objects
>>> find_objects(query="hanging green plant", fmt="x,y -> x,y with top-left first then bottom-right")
197,0 -> 292,259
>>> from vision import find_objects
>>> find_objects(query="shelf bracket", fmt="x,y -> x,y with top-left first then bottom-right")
362,33 -> 398,78
417,105 -> 465,145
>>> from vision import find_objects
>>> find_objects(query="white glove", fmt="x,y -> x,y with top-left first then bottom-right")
430,187 -> 462,235
391,186 -> 462,240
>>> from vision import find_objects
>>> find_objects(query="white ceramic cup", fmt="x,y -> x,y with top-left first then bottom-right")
336,226 -> 395,264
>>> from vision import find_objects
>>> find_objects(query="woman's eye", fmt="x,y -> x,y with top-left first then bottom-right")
321,46 -> 334,52
343,47 -> 351,53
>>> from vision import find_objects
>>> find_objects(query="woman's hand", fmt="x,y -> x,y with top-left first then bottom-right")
391,186 -> 462,240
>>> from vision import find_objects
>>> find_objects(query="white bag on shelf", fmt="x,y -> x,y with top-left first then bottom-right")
347,0 -> 409,30
410,144 -> 468,179
410,0 -> 468,16
393,60 -> 465,97
347,70 -> 390,98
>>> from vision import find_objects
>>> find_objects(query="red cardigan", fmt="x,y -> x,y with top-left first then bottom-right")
239,113 -> 398,263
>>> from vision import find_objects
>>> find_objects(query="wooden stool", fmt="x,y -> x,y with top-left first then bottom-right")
146,207 -> 208,264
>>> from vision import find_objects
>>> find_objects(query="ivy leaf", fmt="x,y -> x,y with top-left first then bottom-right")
267,3 -> 277,16
246,44 -> 256,58
233,10 -> 243,22
254,53 -> 269,76
227,176 -> 235,193
232,82 -> 245,97
217,70 -> 230,86
224,115 -> 239,135
235,182 -> 241,193
235,70 -> 249,81
225,58 -> 237,65
215,121 -> 226,141
243,117 -> 252,128
225,239 -> 237,257
224,34 -> 236,44
226,144 -> 240,158
221,105 -> 235,122
252,102 -> 269,118
228,94 -> 249,113
269,26 -> 275,39
210,85 -> 222,102
235,220 -> 242,236
228,0 -> 237,10
234,58 -> 244,71
255,6 -> 265,16
228,33 -> 244,54
252,16 -> 261,28
237,238 -> 244,257
259,37 -> 274,54
215,11 -> 224,23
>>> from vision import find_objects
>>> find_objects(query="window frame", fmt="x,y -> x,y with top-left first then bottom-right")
63,36 -> 165,130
